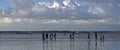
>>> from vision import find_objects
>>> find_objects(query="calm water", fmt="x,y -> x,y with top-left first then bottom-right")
0,40 -> 120,50
0,33 -> 120,50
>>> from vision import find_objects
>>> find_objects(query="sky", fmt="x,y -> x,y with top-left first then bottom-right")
0,0 -> 120,31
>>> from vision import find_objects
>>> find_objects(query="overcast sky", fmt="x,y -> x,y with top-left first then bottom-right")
0,0 -> 120,31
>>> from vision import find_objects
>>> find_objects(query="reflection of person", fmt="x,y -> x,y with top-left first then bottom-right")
95,41 -> 98,50
53,33 -> 56,39
88,40 -> 90,50
100,34 -> 105,50
88,33 -> 90,40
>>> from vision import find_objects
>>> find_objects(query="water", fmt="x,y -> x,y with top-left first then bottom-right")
0,33 -> 120,50
0,40 -> 120,50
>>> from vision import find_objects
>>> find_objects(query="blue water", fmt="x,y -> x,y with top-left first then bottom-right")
0,40 -> 120,50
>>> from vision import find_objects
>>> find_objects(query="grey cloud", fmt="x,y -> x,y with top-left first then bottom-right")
78,0 -> 120,4
0,18 -> 120,31
0,0 -> 116,20
0,0 -> 120,31
12,0 -> 35,10
0,0 -> 119,23
0,7 -> 14,17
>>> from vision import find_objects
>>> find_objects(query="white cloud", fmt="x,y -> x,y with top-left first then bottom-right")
63,0 -> 76,9
0,17 -> 13,24
38,2 -> 52,8
15,18 -> 22,22
63,0 -> 70,6
0,17 -> 115,25
17,10 -> 28,17
0,0 -> 116,20
75,1 -> 81,6
0,0 -> 120,31
0,17 -> 119,31
73,20 -> 90,24
7,0 -> 110,19
0,17 -> 31,24
88,6 -> 106,15
52,1 -> 60,9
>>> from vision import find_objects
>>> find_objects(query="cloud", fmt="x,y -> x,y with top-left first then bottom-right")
0,0 -> 113,22
0,0 -> 119,20
0,17 -> 119,31
88,6 -> 105,15
12,0 -> 35,9
0,0 -> 120,31
0,17 -> 118,25
6,0 -> 103,19
1,0 -> 120,22
0,17 -> 22,24
0,17 -> 13,24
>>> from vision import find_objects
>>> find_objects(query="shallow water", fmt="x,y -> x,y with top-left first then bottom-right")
0,33 -> 120,50
0,40 -> 120,50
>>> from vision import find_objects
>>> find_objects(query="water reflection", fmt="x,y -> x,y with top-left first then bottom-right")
88,40 -> 91,50
41,39 -> 105,50
87,40 -> 104,50
95,41 -> 98,50
0,39 -> 120,50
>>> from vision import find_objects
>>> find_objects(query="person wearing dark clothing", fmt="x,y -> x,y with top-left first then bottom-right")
42,33 -> 45,40
46,34 -> 48,39
95,33 -> 97,41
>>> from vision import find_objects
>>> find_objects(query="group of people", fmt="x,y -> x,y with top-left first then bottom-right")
100,34 -> 104,41
88,33 -> 105,41
42,33 -> 56,40
70,33 -> 74,40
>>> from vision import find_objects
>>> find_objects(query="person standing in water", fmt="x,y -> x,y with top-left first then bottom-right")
88,33 -> 90,41
102,33 -> 105,41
